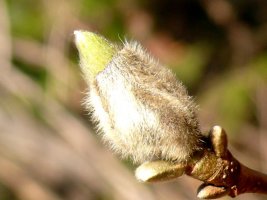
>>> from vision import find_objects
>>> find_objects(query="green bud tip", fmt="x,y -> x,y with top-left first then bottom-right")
74,30 -> 118,81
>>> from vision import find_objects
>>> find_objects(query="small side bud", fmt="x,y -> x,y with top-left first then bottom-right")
135,161 -> 186,182
197,184 -> 229,199
210,126 -> 228,158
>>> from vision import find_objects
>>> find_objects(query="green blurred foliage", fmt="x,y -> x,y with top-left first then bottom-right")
7,0 -> 44,41
80,0 -> 125,40
173,44 -> 211,88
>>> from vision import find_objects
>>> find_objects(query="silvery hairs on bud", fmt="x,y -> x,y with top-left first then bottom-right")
75,31 -> 206,164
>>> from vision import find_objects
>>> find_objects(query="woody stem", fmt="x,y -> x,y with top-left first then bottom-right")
229,163 -> 267,197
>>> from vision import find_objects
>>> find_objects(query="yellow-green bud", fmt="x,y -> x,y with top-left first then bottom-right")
74,30 -> 118,82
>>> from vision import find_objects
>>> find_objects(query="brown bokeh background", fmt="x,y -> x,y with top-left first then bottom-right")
0,0 -> 267,199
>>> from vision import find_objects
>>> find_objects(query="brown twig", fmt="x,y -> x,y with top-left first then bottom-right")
136,126 -> 267,199
187,126 -> 267,199
235,163 -> 267,195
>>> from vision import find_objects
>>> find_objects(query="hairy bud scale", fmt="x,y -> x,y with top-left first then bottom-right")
75,31 -> 206,164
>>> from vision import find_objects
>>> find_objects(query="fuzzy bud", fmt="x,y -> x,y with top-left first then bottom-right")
75,30 -> 206,164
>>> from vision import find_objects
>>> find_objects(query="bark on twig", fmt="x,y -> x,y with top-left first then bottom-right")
137,126 -> 267,199
185,126 -> 267,199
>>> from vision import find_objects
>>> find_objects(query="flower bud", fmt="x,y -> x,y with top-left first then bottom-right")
74,31 -> 206,164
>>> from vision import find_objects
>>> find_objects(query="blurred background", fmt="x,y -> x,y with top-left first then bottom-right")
1,0 -> 267,199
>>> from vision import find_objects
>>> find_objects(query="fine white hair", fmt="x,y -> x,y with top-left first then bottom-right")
85,41 -> 205,164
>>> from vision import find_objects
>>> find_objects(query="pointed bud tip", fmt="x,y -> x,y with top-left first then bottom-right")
74,30 -> 86,44
74,30 -> 97,46
74,30 -> 118,80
